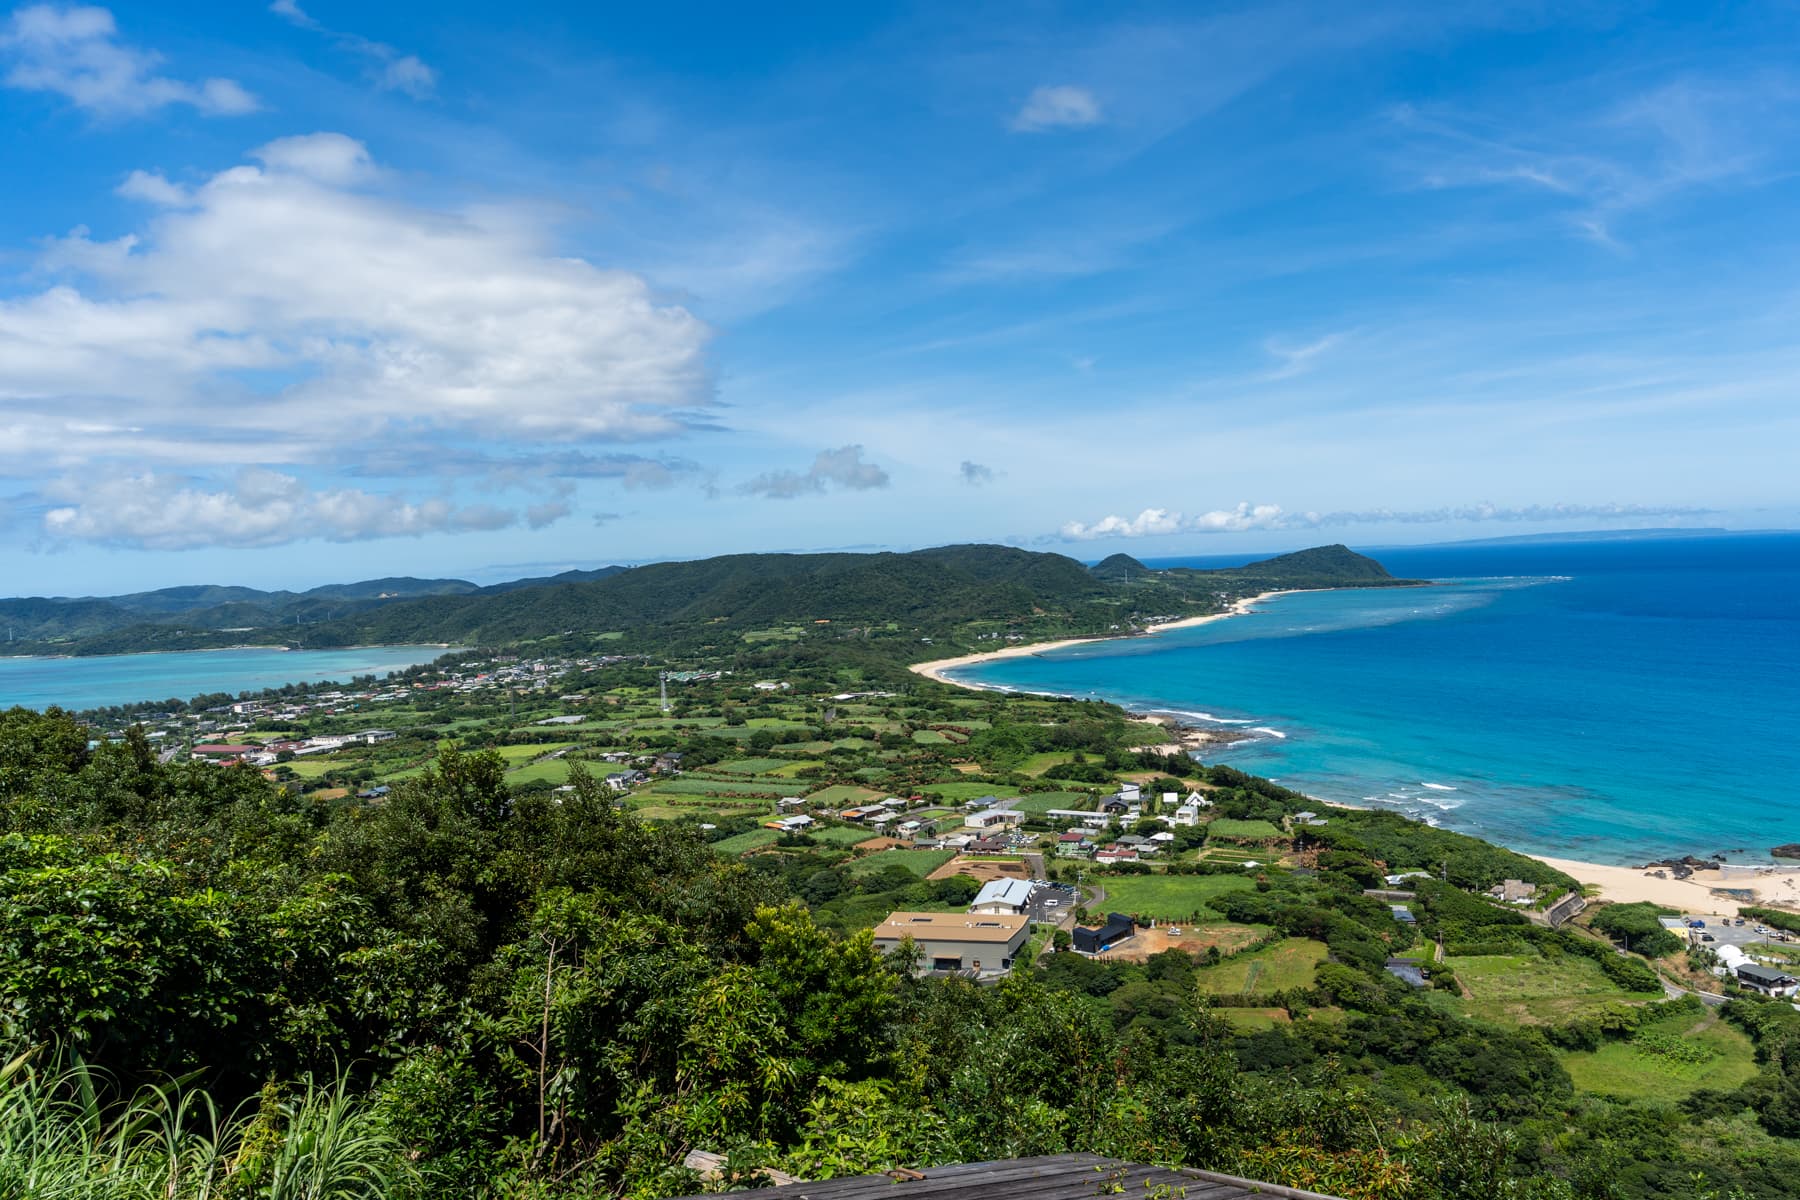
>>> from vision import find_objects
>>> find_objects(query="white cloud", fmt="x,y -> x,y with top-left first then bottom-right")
40,469 -> 547,550
1060,507 -> 1185,539
0,135 -> 714,470
1010,85 -> 1103,132
739,445 -> 890,500
269,0 -> 436,98
1058,501 -> 1717,541
1,4 -> 257,116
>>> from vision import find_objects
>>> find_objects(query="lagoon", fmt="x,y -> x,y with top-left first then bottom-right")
0,645 -> 454,712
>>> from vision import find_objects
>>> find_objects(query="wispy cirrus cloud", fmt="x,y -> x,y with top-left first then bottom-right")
1058,501 -> 1718,541
1,3 -> 257,116
738,445 -> 890,500
269,0 -> 436,98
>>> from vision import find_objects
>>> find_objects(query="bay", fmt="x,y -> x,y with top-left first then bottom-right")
0,645 -> 454,712
945,533 -> 1800,866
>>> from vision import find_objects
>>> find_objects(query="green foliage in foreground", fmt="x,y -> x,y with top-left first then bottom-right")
2,701 -> 1799,1199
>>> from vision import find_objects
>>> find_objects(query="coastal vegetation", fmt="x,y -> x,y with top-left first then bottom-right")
1,544 -> 1797,1198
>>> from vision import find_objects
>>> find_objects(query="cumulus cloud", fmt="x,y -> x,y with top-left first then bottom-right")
738,445 -> 890,500
1,4 -> 257,115
1010,85 -> 1103,132
0,135 -> 713,473
1059,501 -> 1716,541
38,469 -> 556,550
960,460 -> 998,486
268,0 -> 436,98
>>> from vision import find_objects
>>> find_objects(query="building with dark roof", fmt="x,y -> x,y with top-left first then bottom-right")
1073,912 -> 1135,954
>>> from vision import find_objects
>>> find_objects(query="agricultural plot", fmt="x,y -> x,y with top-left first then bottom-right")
1445,952 -> 1664,1025
1562,1011 -> 1758,1102
846,848 -> 959,878
652,778 -> 793,797
1092,873 -> 1256,922
918,781 -> 1014,803
806,824 -> 877,846
711,828 -> 783,854
712,757 -> 794,775
1192,938 -> 1329,995
1205,818 -> 1285,841
1009,791 -> 1094,814
505,759 -> 574,787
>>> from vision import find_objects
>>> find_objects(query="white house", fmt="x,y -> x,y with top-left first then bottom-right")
774,814 -> 815,832
1169,804 -> 1203,828
967,808 -> 1023,830
969,878 -> 1037,915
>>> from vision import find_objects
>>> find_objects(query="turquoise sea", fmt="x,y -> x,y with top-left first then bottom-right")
0,645 -> 453,712
947,534 -> 1800,866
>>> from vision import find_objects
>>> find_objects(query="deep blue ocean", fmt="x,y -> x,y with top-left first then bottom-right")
948,534 -> 1800,866
0,645 -> 452,712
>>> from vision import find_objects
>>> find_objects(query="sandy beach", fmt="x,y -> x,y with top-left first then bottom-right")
1526,853 -> 1800,914
908,590 -> 1287,686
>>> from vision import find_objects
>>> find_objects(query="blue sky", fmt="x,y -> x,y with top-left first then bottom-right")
3,0 -> 1798,593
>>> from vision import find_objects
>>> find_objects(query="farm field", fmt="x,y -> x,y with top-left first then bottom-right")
1008,791 -> 1094,814
711,828 -> 783,855
805,824 -> 876,846
847,848 -> 957,878
653,778 -> 792,797
712,757 -> 793,775
1562,1011 -> 1759,1102
504,759 -> 574,786
1445,952 -> 1664,1025
1205,818 -> 1285,841
1093,872 -> 1257,921
1192,938 -> 1329,995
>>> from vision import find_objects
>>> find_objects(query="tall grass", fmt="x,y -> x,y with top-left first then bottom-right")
0,1050 -> 407,1200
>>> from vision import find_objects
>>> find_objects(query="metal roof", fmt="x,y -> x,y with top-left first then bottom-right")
872,912 -> 1029,944
666,1153 -> 1345,1200
970,878 -> 1036,909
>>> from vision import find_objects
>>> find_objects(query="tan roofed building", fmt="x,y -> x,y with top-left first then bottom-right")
872,911 -> 1030,976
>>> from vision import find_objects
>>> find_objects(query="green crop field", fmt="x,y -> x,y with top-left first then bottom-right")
712,757 -> 794,775
1205,818 -> 1285,841
1193,938 -> 1328,994
1009,791 -> 1094,814
911,730 -> 951,744
504,759 -> 574,786
1562,1011 -> 1759,1102
806,824 -> 876,846
1092,873 -> 1256,921
711,828 -> 783,855
918,782 -> 1011,803
846,848 -> 956,878
650,778 -> 792,797
1446,952 -> 1664,1025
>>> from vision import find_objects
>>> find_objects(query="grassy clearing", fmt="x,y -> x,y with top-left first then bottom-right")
766,760 -> 827,778
650,778 -> 792,797
806,824 -> 876,846
847,848 -> 957,878
912,730 -> 951,744
505,759 -> 574,786
1562,1011 -> 1759,1101
1093,873 -> 1256,921
712,828 -> 783,854
918,781 -> 1012,803
712,757 -> 794,775
1009,791 -> 1095,814
1206,818 -> 1285,841
1193,938 -> 1328,995
1446,952 -> 1663,1025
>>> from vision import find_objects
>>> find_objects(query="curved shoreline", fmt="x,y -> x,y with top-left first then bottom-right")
908,589 -> 1294,685
909,589 -> 1795,911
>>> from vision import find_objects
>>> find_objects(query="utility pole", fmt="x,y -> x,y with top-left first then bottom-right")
659,671 -> 671,713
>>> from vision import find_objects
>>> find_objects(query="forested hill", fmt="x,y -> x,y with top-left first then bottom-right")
7,543 -> 1419,656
